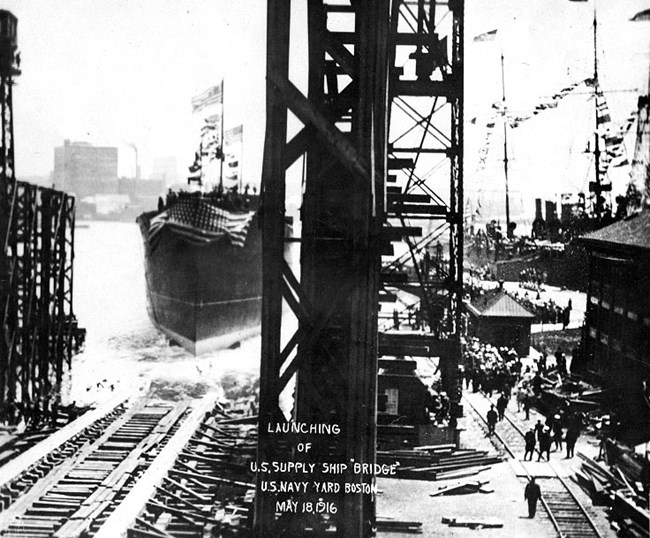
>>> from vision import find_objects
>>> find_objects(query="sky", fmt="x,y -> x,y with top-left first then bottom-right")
3,0 -> 650,225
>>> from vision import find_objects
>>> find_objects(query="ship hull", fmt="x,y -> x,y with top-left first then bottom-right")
137,210 -> 261,355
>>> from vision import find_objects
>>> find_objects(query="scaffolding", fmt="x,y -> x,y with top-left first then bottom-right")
380,0 -> 464,413
256,1 -> 462,535
0,10 -> 84,426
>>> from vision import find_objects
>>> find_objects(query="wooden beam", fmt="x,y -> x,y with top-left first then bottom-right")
268,71 -> 369,180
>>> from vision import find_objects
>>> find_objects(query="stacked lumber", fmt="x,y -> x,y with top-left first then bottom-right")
377,444 -> 501,481
574,448 -> 649,538
377,518 -> 423,534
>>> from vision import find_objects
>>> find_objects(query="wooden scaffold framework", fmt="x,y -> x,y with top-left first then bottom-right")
0,10 -> 84,426
379,0 -> 464,414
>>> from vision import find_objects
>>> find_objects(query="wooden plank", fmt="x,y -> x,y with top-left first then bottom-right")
268,72 -> 369,181
381,226 -> 423,240
389,203 -> 447,215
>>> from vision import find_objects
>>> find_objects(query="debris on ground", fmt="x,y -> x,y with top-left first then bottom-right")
573,439 -> 649,538
430,479 -> 493,496
441,516 -> 504,529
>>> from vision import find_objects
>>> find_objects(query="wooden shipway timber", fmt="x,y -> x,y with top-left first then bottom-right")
0,393 -> 263,538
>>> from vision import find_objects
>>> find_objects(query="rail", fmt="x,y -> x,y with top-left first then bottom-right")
463,391 -> 604,538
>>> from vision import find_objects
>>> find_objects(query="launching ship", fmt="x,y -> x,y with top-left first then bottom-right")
137,82 -> 262,354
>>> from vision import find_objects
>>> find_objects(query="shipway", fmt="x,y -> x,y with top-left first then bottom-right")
260,481 -> 309,493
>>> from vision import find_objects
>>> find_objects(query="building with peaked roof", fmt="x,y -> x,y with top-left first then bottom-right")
465,287 -> 535,356
577,210 -> 650,443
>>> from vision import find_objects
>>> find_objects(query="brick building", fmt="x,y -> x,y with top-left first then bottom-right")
577,210 -> 650,442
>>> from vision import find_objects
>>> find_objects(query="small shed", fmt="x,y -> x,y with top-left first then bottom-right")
378,358 -> 430,425
466,289 -> 535,356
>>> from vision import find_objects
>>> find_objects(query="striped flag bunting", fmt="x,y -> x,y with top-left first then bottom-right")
191,82 -> 223,113
148,198 -> 254,250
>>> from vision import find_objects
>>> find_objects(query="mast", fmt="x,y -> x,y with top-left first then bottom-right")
590,2 -> 612,221
592,4 -> 603,220
219,80 -> 224,191
501,49 -> 512,237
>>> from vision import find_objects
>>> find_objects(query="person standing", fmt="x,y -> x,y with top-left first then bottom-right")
496,393 -> 508,421
538,428 -> 551,462
524,429 -> 536,461
552,417 -> 563,451
487,405 -> 498,436
524,477 -> 542,518
523,394 -> 531,420
565,425 -> 580,458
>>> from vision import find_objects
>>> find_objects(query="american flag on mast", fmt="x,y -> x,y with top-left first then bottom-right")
189,81 -> 224,185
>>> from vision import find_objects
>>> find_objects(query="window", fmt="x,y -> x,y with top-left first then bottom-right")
385,388 -> 399,415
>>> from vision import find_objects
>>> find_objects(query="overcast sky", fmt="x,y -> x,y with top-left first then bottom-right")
3,0 -> 649,219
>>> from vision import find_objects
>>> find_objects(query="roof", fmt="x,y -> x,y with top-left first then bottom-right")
580,210 -> 650,252
466,290 -> 535,319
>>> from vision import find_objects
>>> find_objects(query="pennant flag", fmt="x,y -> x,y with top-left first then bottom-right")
596,90 -> 611,125
473,29 -> 497,42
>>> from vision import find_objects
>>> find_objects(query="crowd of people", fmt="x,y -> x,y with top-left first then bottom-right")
462,337 -> 584,462
511,290 -> 572,328
518,267 -> 547,290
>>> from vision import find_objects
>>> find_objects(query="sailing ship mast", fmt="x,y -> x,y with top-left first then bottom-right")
501,50 -> 512,237
590,3 -> 612,221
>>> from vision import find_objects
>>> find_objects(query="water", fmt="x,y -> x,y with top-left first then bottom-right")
65,220 -> 261,406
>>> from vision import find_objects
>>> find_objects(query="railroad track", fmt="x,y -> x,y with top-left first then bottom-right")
463,391 -> 605,538
0,399 -> 192,538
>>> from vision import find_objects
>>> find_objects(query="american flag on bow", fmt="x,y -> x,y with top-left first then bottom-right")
148,198 -> 255,250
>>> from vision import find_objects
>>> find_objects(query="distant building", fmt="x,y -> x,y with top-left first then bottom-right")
52,140 -> 118,198
152,156 -> 179,186
577,210 -> 650,442
465,288 -> 535,357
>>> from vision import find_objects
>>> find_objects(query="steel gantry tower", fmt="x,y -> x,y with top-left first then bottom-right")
256,1 -> 463,535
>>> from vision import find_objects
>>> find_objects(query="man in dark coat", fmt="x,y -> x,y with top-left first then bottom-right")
524,477 -> 542,518
538,428 -> 551,462
565,425 -> 580,458
524,428 -> 536,461
486,405 -> 498,436
496,393 -> 508,421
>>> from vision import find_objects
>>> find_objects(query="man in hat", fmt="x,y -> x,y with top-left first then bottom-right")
524,428 -> 536,461
486,405 -> 498,436
524,477 -> 542,518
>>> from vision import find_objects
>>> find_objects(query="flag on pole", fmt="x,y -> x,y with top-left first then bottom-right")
473,29 -> 497,42
224,125 -> 244,188
191,82 -> 223,113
